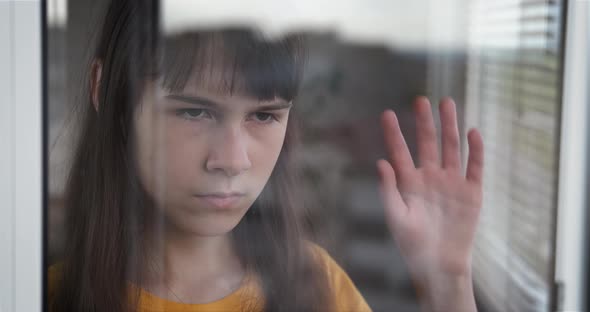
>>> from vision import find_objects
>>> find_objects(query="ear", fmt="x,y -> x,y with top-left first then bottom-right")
90,59 -> 103,112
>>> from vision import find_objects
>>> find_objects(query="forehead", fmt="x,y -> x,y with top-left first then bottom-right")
167,87 -> 288,111
172,68 -> 286,106
159,59 -> 290,112
181,61 -> 249,98
159,31 -> 301,103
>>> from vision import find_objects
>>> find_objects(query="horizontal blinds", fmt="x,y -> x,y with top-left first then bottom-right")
465,0 -> 563,311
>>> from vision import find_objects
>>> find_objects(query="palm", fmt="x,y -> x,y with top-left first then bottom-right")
377,97 -> 484,278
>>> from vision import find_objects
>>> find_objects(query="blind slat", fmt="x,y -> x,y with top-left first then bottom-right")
466,0 -> 563,310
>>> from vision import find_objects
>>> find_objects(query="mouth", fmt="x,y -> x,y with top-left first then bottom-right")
193,192 -> 246,209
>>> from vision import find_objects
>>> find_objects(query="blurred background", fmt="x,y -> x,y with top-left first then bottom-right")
41,0 -> 585,311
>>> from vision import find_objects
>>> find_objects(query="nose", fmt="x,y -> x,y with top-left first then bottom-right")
205,125 -> 252,177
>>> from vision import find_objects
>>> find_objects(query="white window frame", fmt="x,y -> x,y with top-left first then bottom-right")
554,1 -> 590,311
0,1 -> 42,312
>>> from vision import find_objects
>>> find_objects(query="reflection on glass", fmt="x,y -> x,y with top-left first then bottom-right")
46,0 -> 566,311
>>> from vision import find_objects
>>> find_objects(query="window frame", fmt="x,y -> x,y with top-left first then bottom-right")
554,0 -> 590,311
0,1 -> 43,312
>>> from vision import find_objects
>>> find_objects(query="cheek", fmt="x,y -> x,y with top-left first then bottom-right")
134,110 -> 158,196
249,125 -> 288,176
135,130 -> 166,204
134,113 -> 207,200
162,125 -> 207,186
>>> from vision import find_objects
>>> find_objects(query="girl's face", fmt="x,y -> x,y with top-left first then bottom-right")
134,73 -> 292,237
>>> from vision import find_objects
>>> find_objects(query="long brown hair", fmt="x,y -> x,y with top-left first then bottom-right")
51,0 -> 332,311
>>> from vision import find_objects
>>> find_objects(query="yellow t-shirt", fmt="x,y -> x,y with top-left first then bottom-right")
48,244 -> 372,312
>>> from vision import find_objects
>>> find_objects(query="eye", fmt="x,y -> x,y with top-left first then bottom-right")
176,108 -> 213,120
252,112 -> 278,123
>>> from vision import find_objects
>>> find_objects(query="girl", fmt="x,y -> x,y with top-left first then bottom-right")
49,0 -> 484,311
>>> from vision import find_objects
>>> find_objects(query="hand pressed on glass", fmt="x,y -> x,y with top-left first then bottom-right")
377,96 -> 484,312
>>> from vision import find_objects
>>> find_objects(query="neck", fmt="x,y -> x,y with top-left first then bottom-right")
142,223 -> 244,289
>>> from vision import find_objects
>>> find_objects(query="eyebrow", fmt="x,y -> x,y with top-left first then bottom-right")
165,94 -> 292,111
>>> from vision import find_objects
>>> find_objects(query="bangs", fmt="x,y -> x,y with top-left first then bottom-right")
159,29 -> 305,101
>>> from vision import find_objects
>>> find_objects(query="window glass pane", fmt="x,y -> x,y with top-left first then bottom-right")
45,1 -> 568,311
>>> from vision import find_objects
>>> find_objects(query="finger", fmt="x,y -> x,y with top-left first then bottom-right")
439,97 -> 461,171
381,109 -> 415,178
466,128 -> 484,184
376,159 -> 407,229
414,96 -> 439,167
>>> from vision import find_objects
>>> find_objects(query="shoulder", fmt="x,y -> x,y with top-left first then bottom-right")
305,242 -> 372,312
305,241 -> 355,285
47,262 -> 63,308
306,242 -> 345,281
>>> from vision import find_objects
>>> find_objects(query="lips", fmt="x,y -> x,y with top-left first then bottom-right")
193,192 -> 245,209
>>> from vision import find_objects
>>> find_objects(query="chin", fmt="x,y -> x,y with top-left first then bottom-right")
167,212 -> 244,237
